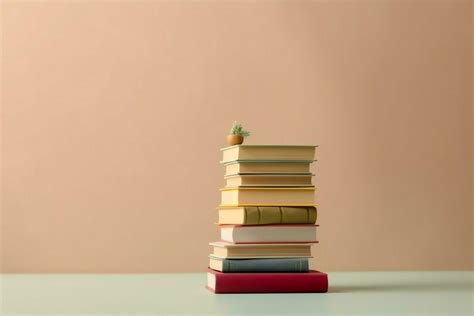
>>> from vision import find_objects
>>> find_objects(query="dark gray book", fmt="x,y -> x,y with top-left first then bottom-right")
209,256 -> 309,273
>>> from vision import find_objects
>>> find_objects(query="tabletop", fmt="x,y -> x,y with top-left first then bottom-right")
1,271 -> 472,315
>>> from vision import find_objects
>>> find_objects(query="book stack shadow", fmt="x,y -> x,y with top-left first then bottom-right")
207,145 -> 328,293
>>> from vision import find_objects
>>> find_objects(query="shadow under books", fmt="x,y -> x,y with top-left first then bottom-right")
330,281 -> 471,293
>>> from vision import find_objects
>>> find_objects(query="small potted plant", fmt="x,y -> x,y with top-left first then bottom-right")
227,121 -> 250,146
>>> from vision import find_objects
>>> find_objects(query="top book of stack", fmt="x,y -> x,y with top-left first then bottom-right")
221,145 -> 317,163
221,145 -> 317,177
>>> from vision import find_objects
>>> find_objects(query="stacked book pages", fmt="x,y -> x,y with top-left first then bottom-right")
207,145 -> 328,293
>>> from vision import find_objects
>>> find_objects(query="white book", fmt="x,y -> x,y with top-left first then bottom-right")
220,225 -> 317,243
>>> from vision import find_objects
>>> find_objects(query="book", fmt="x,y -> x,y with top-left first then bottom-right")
220,187 -> 316,206
223,160 -> 313,175
209,241 -> 314,258
207,269 -> 328,293
220,224 -> 317,244
217,206 -> 317,225
225,173 -> 313,187
209,256 -> 309,273
221,145 -> 317,163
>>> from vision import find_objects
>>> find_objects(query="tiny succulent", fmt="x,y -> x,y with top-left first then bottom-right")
230,121 -> 250,137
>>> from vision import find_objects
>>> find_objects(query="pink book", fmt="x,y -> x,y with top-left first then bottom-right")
206,269 -> 328,293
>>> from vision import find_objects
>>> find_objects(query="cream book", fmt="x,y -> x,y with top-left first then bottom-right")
224,173 -> 313,187
220,187 -> 316,206
221,145 -> 317,163
220,225 -> 317,243
223,161 -> 313,175
209,241 -> 314,259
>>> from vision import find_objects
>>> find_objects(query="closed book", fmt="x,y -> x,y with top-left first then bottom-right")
220,224 -> 318,244
207,269 -> 328,293
223,161 -> 312,175
220,187 -> 316,206
218,206 -> 317,225
221,145 -> 317,163
210,241 -> 315,259
225,173 -> 313,187
209,256 -> 309,272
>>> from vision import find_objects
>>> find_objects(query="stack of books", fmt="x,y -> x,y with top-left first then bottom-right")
207,145 -> 328,293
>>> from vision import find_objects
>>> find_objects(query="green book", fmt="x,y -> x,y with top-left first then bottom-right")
209,256 -> 310,273
217,206 -> 317,225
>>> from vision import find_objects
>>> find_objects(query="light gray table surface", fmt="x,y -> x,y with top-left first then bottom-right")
1,271 -> 472,315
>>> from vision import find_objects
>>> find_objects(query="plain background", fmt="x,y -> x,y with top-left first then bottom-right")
1,1 -> 472,272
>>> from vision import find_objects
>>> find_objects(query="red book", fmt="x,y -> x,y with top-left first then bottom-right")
206,269 -> 328,293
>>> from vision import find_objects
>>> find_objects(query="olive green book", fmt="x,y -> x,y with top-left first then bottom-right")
218,206 -> 317,225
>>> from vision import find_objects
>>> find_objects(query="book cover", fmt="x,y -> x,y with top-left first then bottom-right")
207,269 -> 328,293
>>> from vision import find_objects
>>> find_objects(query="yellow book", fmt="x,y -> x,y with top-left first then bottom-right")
224,173 -> 313,187
209,241 -> 314,259
220,187 -> 316,206
223,161 -> 313,175
221,145 -> 317,163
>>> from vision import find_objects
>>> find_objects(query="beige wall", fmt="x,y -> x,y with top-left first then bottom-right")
1,1 -> 472,272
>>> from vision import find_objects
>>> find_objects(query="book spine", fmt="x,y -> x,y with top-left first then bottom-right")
222,258 -> 309,273
244,206 -> 317,225
212,270 -> 328,293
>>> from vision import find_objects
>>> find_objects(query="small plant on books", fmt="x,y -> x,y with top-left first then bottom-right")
227,121 -> 250,146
